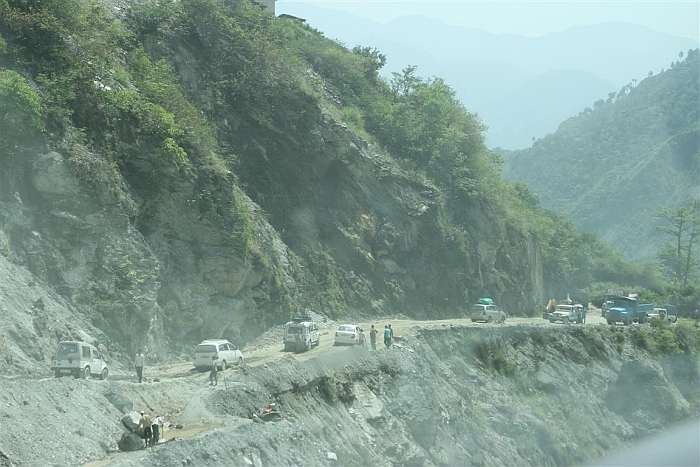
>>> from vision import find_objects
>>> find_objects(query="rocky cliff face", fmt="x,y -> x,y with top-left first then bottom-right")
0,89 -> 547,362
1,138 -> 294,360
0,0 -> 546,361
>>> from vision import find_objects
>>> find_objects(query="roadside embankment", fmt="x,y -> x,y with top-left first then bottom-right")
1,322 -> 697,467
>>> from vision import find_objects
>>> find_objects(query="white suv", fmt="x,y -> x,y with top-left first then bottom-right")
193,339 -> 244,371
51,341 -> 109,380
283,316 -> 320,352
471,304 -> 506,323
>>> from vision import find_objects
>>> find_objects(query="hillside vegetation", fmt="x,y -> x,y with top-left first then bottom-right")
0,0 -> 680,357
503,50 -> 700,261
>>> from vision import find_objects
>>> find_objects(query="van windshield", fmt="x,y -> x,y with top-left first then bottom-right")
56,343 -> 78,356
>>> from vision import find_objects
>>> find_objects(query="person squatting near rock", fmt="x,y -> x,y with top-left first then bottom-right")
135,350 -> 145,383
209,356 -> 218,386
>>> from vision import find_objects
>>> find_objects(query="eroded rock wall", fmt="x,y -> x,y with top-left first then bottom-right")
107,325 -> 698,467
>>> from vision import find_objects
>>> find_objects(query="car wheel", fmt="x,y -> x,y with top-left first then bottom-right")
220,360 -> 227,372
237,356 -> 243,366
82,366 -> 90,379
100,368 -> 109,380
284,342 -> 290,352
607,320 -> 613,325
549,319 -> 555,323
487,316 -> 493,323
501,315 -> 506,323
54,371 -> 61,378
306,340 -> 312,352
563,317 -> 569,325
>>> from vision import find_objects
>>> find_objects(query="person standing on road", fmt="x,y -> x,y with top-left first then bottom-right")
369,325 -> 378,350
152,414 -> 164,445
138,411 -> 153,448
209,355 -> 218,386
389,324 -> 394,345
384,325 -> 392,348
135,350 -> 145,383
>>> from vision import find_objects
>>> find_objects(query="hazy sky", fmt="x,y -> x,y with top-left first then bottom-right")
277,1 -> 700,41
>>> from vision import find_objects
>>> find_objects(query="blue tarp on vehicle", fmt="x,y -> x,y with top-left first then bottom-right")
478,298 -> 494,305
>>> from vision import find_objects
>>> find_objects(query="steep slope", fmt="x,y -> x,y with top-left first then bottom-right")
0,0 -> 550,361
503,50 -> 700,260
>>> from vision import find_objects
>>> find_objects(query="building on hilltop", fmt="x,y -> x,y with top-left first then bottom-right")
278,13 -> 306,23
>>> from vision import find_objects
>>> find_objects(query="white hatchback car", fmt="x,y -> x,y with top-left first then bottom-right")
193,339 -> 244,371
334,324 -> 360,346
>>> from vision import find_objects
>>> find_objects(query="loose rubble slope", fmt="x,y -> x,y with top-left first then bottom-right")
1,321 -> 697,467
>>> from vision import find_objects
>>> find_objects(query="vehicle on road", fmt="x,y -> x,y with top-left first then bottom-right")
549,304 -> 584,325
649,307 -> 678,323
649,307 -> 666,321
334,324 -> 360,346
667,308 -> 678,323
471,304 -> 506,323
193,339 -> 244,371
601,289 -> 632,317
283,316 -> 320,352
51,341 -> 109,380
605,296 -> 651,325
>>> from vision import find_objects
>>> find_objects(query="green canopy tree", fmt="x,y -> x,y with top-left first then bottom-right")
655,200 -> 700,287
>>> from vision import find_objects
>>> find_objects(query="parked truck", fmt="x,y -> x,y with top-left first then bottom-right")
601,289 -> 630,317
605,295 -> 652,325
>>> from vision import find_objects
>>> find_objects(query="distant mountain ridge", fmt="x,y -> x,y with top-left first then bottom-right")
501,50 -> 700,260
278,4 -> 698,148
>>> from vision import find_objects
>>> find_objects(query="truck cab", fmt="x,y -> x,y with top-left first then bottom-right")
605,296 -> 649,325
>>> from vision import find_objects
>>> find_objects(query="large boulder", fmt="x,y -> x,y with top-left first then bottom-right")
117,432 -> 143,452
121,412 -> 142,434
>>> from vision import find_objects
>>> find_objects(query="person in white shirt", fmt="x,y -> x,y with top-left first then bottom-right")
135,350 -> 145,383
152,415 -> 164,445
